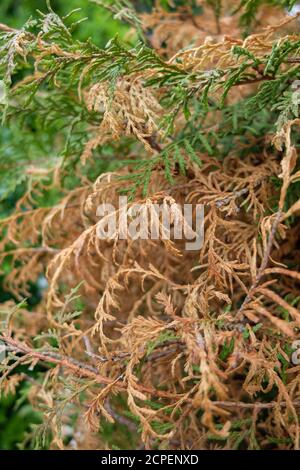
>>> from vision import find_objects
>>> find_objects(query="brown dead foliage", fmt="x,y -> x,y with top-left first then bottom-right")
1,1 -> 300,451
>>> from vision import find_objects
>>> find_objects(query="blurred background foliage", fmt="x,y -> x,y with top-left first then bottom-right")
0,0 -> 129,449
0,0 -> 128,44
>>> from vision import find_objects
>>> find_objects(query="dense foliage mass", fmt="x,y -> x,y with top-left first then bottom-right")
1,0 -> 300,450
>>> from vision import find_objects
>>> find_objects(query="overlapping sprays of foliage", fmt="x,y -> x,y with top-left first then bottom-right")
1,0 -> 300,450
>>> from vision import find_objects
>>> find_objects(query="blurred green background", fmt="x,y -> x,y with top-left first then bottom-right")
0,0 -> 128,449
0,0 -> 128,44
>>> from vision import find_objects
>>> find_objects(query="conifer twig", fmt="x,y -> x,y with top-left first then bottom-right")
237,210 -> 283,318
0,334 -> 181,399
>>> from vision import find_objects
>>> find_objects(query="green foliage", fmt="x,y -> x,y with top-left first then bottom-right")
120,139 -> 203,199
1,1 -> 300,203
0,0 -> 128,45
0,386 -> 41,449
146,330 -> 180,356
219,337 -> 235,361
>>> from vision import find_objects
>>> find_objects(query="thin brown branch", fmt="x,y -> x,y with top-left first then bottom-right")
0,23 -> 16,33
0,334 -> 181,400
213,400 -> 300,409
285,57 -> 300,63
104,399 -> 138,433
237,210 -> 283,317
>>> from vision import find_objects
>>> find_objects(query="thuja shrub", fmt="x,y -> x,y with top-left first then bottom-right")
1,0 -> 300,450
